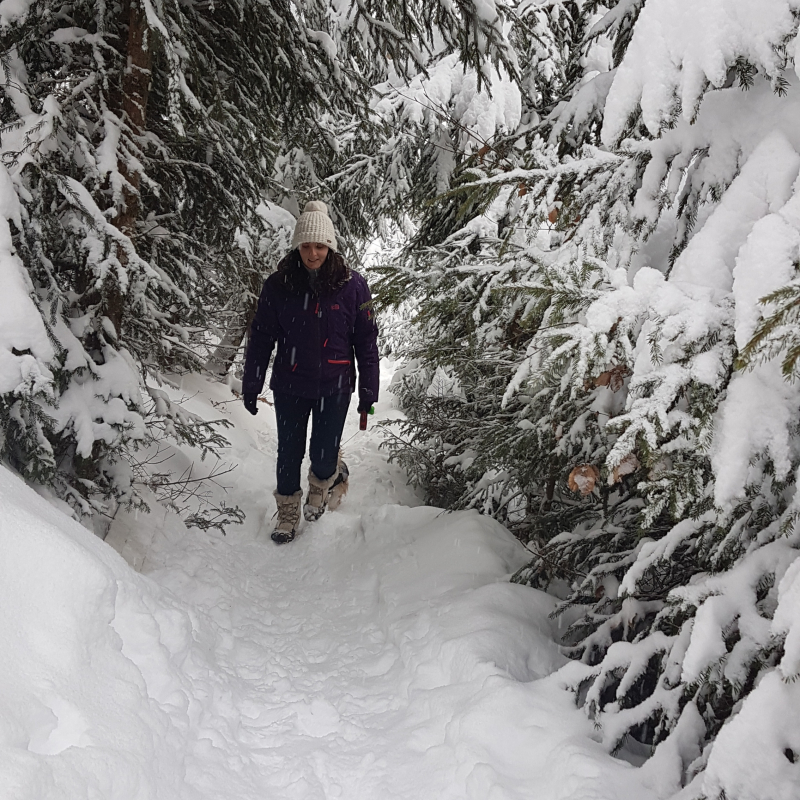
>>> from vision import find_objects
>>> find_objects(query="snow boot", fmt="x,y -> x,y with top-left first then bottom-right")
304,468 -> 339,522
271,490 -> 302,544
327,456 -> 349,512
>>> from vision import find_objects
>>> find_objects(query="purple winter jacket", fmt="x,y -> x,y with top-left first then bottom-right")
242,255 -> 379,407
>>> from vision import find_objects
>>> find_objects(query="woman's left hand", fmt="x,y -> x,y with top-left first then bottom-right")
243,393 -> 259,415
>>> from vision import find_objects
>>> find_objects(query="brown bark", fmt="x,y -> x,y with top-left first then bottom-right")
539,463 -> 557,514
107,0 -> 152,339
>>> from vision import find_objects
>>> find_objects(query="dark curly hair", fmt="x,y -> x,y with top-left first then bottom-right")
275,249 -> 350,296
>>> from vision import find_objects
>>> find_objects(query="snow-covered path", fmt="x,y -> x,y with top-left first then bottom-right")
1,366 -> 664,800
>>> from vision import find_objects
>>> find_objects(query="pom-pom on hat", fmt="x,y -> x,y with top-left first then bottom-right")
291,200 -> 338,252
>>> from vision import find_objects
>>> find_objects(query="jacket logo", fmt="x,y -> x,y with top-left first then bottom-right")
331,304 -> 340,310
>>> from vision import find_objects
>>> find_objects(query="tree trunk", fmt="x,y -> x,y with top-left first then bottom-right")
205,297 -> 259,379
539,462 -> 557,514
108,0 -> 152,338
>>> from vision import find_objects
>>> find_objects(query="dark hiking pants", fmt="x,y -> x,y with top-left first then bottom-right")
274,392 -> 351,496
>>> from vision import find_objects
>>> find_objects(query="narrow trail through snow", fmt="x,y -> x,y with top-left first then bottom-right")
1,365 -> 663,800
114,366 -> 660,800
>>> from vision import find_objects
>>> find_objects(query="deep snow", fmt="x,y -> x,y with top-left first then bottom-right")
1,364 -> 663,800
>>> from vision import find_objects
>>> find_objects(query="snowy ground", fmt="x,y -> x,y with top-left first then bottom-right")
1,364 -> 667,800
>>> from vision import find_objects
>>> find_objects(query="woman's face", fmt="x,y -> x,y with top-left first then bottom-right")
299,242 -> 329,270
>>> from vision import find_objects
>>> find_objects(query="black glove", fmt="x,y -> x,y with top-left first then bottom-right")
357,400 -> 373,414
243,392 -> 259,415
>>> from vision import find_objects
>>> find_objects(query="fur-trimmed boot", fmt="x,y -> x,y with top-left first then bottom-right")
327,454 -> 349,511
304,468 -> 339,522
271,489 -> 302,544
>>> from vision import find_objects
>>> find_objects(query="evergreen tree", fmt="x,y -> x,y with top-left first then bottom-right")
378,1 -> 800,796
0,0 -> 527,524
374,0 -> 620,531
0,0 -> 368,522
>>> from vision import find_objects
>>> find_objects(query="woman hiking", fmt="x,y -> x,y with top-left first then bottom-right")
242,201 -> 379,544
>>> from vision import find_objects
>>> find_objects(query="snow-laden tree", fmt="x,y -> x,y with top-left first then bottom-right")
560,5 -> 800,797
379,1 -> 800,796
0,0 -> 345,521
0,0 -> 324,521
0,0 -> 525,524
375,0 -> 616,527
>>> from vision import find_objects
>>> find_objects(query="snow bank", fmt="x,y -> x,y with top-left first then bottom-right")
0,464 -> 194,799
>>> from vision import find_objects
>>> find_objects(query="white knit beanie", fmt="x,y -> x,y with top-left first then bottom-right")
291,200 -> 338,252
